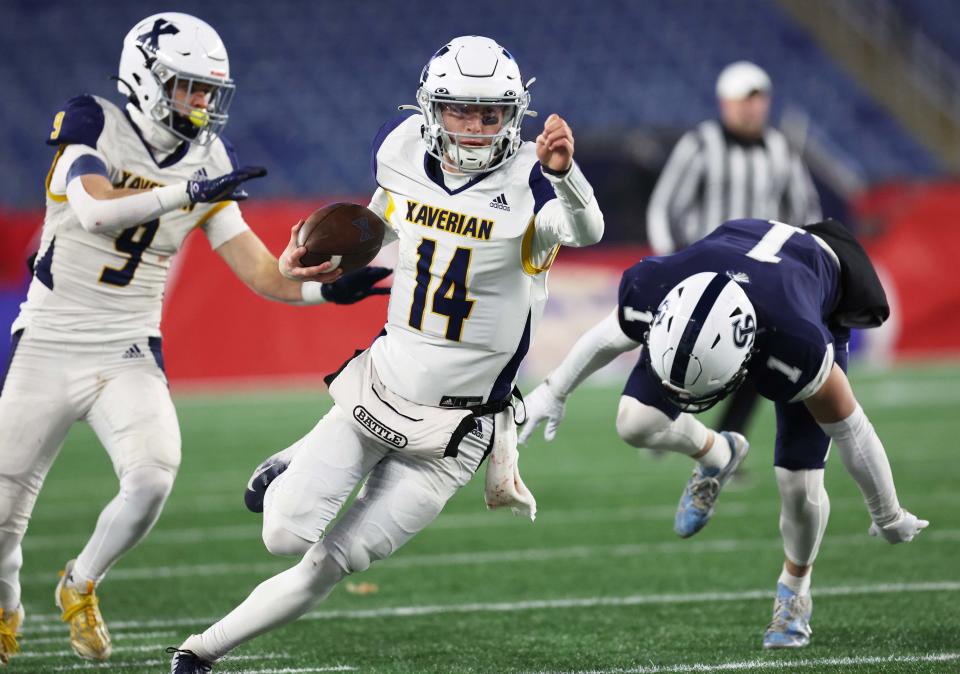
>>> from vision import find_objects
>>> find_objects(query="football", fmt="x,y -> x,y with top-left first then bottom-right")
297,203 -> 386,273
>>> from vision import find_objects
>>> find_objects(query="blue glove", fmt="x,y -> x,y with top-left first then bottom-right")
186,166 -> 267,203
321,267 -> 392,305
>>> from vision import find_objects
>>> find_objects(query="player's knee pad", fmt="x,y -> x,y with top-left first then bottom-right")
615,397 -> 707,455
119,465 -> 175,519
330,520 -> 397,576
775,467 -> 830,566
261,520 -> 314,557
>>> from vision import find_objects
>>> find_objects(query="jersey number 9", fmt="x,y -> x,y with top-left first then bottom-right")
99,220 -> 160,287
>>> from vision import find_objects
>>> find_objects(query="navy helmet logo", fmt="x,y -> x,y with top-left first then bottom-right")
732,314 -> 756,348
137,18 -> 180,52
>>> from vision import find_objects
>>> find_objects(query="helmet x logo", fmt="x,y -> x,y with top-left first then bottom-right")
137,19 -> 179,52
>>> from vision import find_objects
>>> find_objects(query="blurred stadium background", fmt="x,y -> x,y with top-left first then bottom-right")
1,1 -> 959,672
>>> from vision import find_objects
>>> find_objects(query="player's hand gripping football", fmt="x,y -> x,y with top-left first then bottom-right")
518,381 -> 567,444
279,220 -> 343,283
536,114 -> 574,173
868,508 -> 929,544
187,165 -> 267,203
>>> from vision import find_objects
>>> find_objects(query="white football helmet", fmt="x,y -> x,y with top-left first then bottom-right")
411,36 -> 536,173
118,13 -> 234,146
646,272 -> 757,412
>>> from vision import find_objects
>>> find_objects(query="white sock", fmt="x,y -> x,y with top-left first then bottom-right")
72,466 -> 174,587
779,565 -> 812,596
194,546 -> 344,660
698,432 -> 731,471
0,534 -> 23,610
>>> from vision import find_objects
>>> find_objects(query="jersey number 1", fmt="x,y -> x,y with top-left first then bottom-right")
745,221 -> 799,264
99,220 -> 160,287
408,238 -> 475,341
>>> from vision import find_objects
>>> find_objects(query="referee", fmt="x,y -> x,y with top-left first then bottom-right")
646,60 -> 821,448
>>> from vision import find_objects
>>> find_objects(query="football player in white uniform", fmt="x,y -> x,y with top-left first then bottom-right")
0,13 -> 387,665
168,35 -> 604,672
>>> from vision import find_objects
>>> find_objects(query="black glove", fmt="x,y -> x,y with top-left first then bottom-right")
321,267 -> 392,305
186,166 -> 267,203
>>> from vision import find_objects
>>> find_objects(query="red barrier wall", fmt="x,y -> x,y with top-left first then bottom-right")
855,181 -> 960,358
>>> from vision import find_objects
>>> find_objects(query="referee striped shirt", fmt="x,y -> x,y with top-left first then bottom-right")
646,120 -> 821,255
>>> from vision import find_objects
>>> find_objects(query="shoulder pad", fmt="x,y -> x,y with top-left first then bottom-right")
371,113 -> 419,180
46,95 -> 105,149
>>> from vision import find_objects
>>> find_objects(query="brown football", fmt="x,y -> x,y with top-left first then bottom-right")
297,203 -> 386,273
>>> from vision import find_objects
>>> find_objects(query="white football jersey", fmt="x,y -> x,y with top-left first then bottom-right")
13,95 -> 248,343
368,115 -> 571,407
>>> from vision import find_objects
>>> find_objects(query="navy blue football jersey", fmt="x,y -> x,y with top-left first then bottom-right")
619,219 -> 843,403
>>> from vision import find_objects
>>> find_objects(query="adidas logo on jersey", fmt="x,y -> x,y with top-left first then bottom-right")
489,193 -> 510,211
191,167 -> 209,181
122,344 -> 145,359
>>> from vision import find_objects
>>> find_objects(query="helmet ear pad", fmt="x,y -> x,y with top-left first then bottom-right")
646,272 -> 756,412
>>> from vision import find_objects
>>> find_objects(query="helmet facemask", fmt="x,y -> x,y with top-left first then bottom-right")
418,86 -> 530,174
149,65 -> 235,146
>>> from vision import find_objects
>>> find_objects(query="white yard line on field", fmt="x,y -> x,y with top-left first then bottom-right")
22,629 -> 175,645
21,580 -> 960,633
536,652 -> 960,674
18,643 -> 186,658
217,665 -> 357,674
20,527 -> 960,590
43,653 -> 298,671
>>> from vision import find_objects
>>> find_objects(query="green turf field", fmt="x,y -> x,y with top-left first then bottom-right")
14,363 -> 960,673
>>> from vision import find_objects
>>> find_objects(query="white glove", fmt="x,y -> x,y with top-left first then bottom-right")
868,509 -> 929,544
518,382 -> 566,444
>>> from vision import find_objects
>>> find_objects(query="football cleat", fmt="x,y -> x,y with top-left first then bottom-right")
763,582 -> 813,649
674,432 -> 749,538
167,646 -> 214,673
55,560 -> 111,660
244,455 -> 289,513
0,605 -> 24,665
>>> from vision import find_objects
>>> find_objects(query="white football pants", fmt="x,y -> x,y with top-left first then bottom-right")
190,402 -> 491,660
0,333 -> 180,609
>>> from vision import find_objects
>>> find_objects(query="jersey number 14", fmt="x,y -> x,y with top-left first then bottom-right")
408,238 -> 475,342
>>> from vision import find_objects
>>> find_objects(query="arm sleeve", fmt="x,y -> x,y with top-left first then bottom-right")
65,165 -> 191,233
646,131 -> 704,255
202,201 -> 250,250
368,187 -> 399,245
547,309 -> 641,398
787,154 -> 821,225
528,161 -> 604,268
818,404 -> 900,525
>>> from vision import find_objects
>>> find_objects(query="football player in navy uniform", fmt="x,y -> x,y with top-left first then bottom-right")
0,13 -> 385,664
521,218 -> 926,648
